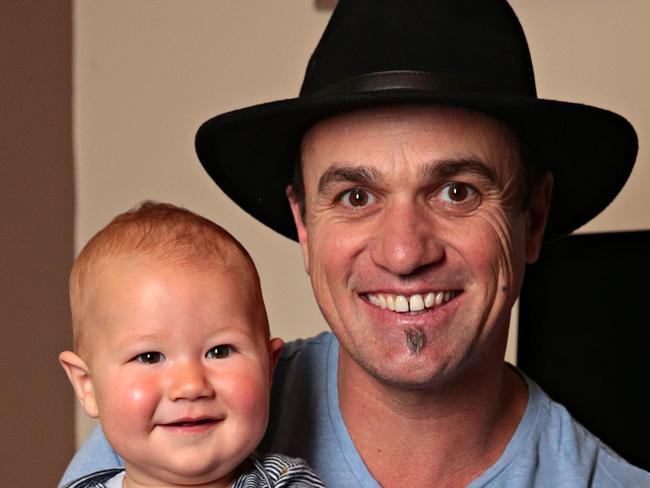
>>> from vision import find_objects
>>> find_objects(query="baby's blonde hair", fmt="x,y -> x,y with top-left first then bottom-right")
70,201 -> 265,355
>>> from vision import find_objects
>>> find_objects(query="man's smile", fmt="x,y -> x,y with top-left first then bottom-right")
364,290 -> 461,313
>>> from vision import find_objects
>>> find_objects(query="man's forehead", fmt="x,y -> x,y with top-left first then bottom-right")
300,104 -> 522,173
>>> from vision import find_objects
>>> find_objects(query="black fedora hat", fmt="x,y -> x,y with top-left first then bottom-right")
195,0 -> 637,242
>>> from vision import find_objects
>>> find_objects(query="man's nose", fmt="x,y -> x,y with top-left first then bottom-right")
369,199 -> 445,276
166,360 -> 215,401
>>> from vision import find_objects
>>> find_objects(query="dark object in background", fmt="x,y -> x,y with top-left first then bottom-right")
519,230 -> 650,471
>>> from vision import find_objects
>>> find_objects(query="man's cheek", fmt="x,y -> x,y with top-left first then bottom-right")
473,210 -> 521,276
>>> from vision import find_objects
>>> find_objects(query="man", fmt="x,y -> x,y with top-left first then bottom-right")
61,1 -> 648,486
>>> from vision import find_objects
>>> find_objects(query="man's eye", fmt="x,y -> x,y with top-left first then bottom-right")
439,182 -> 478,204
206,345 -> 232,359
135,352 -> 164,364
340,187 -> 376,208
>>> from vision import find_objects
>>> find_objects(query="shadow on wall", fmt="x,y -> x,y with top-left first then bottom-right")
316,0 -> 338,10
0,0 -> 75,485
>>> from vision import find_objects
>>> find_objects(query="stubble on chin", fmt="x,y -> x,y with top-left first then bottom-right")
404,327 -> 426,355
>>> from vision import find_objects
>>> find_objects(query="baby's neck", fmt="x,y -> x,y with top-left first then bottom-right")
122,469 -> 236,488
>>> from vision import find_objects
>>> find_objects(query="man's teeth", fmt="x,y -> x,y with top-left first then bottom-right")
395,295 -> 409,312
409,294 -> 424,312
367,291 -> 458,313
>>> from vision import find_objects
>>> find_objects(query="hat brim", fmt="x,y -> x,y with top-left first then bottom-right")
195,90 -> 637,242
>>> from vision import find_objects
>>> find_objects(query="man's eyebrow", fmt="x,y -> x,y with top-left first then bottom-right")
422,158 -> 498,184
317,165 -> 382,194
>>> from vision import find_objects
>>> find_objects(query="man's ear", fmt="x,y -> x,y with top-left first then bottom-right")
286,184 -> 310,274
59,351 -> 99,418
268,337 -> 284,375
525,172 -> 554,263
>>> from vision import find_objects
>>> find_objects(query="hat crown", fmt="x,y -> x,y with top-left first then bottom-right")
300,0 -> 536,98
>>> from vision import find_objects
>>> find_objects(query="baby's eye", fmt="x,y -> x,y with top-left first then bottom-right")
135,352 -> 164,364
206,345 -> 232,359
339,187 -> 376,208
439,182 -> 479,204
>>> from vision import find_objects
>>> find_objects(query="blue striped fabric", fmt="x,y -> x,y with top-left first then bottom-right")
234,453 -> 324,487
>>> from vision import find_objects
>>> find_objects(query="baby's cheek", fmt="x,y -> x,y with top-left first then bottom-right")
225,368 -> 270,424
96,375 -> 161,464
111,376 -> 161,421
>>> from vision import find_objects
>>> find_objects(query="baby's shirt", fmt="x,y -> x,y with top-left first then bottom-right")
62,453 -> 324,488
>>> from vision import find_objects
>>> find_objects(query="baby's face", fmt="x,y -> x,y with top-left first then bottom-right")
82,257 -> 282,485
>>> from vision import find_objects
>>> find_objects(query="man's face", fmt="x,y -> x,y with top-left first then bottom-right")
77,257 -> 282,485
289,105 -> 550,388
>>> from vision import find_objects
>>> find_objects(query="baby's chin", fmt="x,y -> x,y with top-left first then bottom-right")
122,452 -> 243,487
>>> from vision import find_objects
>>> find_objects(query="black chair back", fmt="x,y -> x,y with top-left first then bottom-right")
518,230 -> 649,470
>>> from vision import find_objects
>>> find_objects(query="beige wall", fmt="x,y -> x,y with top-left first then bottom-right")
1,1 -> 75,485
510,0 -> 649,232
72,0 -> 649,447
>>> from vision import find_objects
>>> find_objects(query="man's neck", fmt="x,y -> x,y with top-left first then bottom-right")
337,351 -> 528,488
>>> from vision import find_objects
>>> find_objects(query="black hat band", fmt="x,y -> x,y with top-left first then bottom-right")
312,70 -> 502,98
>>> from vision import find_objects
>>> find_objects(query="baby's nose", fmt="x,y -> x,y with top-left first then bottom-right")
167,361 -> 215,401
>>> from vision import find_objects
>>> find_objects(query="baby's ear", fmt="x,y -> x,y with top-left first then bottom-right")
59,351 -> 99,418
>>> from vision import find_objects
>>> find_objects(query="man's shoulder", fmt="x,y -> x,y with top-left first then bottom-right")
273,331 -> 335,382
488,375 -> 649,487
260,330 -> 347,474
268,330 -> 335,401
278,331 -> 334,361
58,426 -> 123,487
537,388 -> 648,486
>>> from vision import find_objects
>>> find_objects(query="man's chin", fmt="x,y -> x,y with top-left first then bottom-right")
345,343 -> 460,391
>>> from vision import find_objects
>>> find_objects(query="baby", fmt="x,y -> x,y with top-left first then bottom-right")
59,202 -> 323,488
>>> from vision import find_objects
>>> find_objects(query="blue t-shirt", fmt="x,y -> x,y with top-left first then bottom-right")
60,332 -> 649,487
